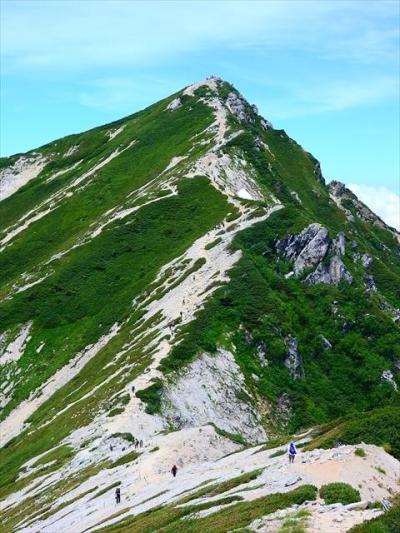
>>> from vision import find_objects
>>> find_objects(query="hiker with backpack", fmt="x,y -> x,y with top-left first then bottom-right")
288,442 -> 297,463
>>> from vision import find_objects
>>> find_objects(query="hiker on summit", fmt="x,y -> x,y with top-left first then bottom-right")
288,442 -> 297,463
171,464 -> 178,477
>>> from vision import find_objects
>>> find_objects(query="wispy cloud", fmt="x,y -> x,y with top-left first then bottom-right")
2,1 -> 398,71
348,183 -> 400,230
261,75 -> 399,119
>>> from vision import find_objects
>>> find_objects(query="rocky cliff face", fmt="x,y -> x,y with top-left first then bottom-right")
276,223 -> 353,285
0,77 -> 399,532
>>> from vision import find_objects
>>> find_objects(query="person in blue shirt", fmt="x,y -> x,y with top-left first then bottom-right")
288,442 -> 297,463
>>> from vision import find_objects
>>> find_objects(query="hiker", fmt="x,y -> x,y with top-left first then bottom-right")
171,464 -> 178,477
288,442 -> 297,463
115,487 -> 121,504
135,439 -> 139,449
140,439 -> 143,447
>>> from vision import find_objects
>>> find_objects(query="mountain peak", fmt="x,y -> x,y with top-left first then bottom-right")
1,77 -> 399,532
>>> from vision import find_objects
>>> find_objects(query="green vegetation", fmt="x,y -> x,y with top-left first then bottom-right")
177,468 -> 263,504
31,444 -> 74,468
97,484 -> 318,532
279,509 -> 311,533
205,237 -> 222,250
210,424 -> 248,446
107,451 -> 140,469
158,204 -> 400,431
91,481 -> 121,500
110,433 -> 135,444
135,378 -> 163,414
354,448 -> 366,458
1,78 -> 400,530
270,448 -> 286,458
319,482 -> 361,505
307,407 -> 400,460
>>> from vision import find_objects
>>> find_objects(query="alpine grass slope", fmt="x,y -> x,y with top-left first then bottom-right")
0,77 -> 399,532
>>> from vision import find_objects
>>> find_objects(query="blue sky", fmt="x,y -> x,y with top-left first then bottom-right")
1,0 -> 399,227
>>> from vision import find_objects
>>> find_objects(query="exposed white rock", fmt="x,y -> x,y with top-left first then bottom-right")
0,322 -> 33,366
162,349 -> 266,443
166,97 -> 182,111
321,336 -> 332,351
106,125 -> 126,141
0,154 -> 47,201
306,255 -> 353,285
364,274 -> 377,291
361,253 -> 373,269
277,224 -> 353,285
183,77 -> 219,97
0,142 -> 136,250
284,337 -> 304,380
333,232 -> 346,256
225,91 -> 254,124
277,223 -> 330,275
0,323 -> 120,446
63,144 -> 80,158
381,369 -> 398,391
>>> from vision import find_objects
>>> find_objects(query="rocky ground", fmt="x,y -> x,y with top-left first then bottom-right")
9,434 -> 398,532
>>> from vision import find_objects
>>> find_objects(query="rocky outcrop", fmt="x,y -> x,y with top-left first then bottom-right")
361,254 -> 372,269
161,349 -> 266,443
276,223 -> 353,285
256,341 -> 268,367
225,91 -> 255,124
321,336 -> 332,351
284,337 -> 305,380
275,392 -> 292,424
166,97 -> 182,111
328,181 -> 399,238
313,160 -> 325,185
276,223 -> 330,275
381,369 -> 398,391
364,274 -> 377,291
261,118 -> 273,130
306,255 -> 353,285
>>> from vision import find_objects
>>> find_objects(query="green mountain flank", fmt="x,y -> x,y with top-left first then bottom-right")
0,77 -> 399,532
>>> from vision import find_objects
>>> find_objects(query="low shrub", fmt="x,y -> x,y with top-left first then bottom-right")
354,448 -> 366,458
319,482 -> 361,505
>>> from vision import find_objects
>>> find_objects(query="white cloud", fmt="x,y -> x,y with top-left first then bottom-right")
347,183 -> 400,230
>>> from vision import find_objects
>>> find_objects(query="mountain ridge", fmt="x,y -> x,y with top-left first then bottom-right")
0,77 -> 399,532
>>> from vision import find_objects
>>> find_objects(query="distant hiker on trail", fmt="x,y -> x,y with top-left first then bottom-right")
140,439 -> 143,447
288,442 -> 297,463
171,464 -> 178,477
115,487 -> 121,504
